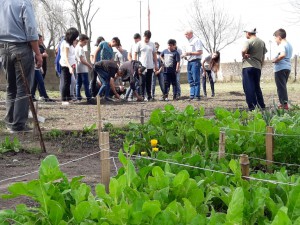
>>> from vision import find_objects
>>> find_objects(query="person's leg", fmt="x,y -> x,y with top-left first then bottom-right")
9,44 -> 34,130
76,73 -> 83,100
62,67 -> 71,101
207,71 -> 215,96
275,69 -> 290,105
158,72 -> 165,96
82,73 -> 92,100
140,74 -> 146,98
202,71 -> 207,96
59,72 -> 64,98
163,73 -> 170,99
35,69 -> 49,99
151,72 -> 157,98
242,67 -> 257,110
31,70 -> 38,99
253,68 -> 265,108
170,72 -> 177,99
70,73 -> 76,98
187,62 -> 195,99
176,72 -> 181,97
146,69 -> 153,100
192,61 -> 201,99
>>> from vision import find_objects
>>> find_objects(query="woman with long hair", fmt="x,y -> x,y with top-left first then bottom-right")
59,27 -> 79,101
202,51 -> 220,97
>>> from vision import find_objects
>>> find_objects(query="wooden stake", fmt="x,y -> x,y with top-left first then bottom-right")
266,126 -> 274,173
218,131 -> 226,160
16,54 -> 46,153
100,132 -> 110,192
33,101 -> 38,136
140,109 -> 144,125
240,154 -> 250,180
97,95 -> 102,133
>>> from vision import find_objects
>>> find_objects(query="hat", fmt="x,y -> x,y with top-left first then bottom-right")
244,28 -> 257,34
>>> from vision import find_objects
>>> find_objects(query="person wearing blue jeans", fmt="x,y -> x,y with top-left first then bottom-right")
75,34 -> 93,102
151,42 -> 164,99
93,60 -> 121,101
31,68 -> 53,101
183,29 -> 203,100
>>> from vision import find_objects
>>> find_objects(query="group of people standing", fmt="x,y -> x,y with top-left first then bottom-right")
241,28 -> 293,111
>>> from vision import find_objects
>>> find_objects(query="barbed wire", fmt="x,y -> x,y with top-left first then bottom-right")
210,152 -> 300,168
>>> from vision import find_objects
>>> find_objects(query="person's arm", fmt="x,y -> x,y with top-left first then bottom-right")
30,41 -> 43,68
109,76 -> 120,99
153,50 -> 158,71
242,42 -> 250,59
128,51 -> 132,61
80,56 -> 93,70
92,45 -> 101,63
272,45 -> 286,63
63,45 -> 74,74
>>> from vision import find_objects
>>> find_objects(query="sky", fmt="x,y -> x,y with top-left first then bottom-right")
91,0 -> 299,63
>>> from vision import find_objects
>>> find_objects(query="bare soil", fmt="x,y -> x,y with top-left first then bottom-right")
0,82 -> 299,210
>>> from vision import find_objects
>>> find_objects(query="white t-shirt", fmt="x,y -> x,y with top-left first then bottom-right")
130,42 -> 138,60
59,40 -> 76,67
75,45 -> 89,73
135,41 -> 156,69
186,36 -> 203,61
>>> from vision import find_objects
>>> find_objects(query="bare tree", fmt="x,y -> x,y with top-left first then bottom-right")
288,0 -> 300,24
189,0 -> 244,53
69,0 -> 100,52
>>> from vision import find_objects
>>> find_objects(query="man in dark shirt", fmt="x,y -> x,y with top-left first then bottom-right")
38,34 -> 48,78
0,0 -> 42,132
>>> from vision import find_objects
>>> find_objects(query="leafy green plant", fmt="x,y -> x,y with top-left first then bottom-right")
45,129 -> 63,138
0,137 -> 21,154
82,123 -> 96,135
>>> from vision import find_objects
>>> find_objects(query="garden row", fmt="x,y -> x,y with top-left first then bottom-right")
1,105 -> 300,224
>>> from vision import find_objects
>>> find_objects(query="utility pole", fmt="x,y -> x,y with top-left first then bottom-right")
148,0 -> 150,30
139,0 -> 142,35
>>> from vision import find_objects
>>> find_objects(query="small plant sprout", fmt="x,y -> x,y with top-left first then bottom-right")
150,139 -> 158,147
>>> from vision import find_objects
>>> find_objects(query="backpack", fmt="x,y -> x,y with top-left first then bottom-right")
54,36 -> 64,77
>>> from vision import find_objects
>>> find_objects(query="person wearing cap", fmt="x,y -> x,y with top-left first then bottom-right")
272,28 -> 293,110
242,27 -> 267,111
90,36 -> 105,63
183,29 -> 203,101
0,0 -> 42,132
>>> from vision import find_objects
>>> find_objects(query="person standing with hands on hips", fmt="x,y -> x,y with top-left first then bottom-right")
183,29 -> 203,101
272,28 -> 293,110
0,0 -> 42,133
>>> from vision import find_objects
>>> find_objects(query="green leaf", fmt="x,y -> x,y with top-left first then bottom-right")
142,200 -> 161,219
183,198 -> 197,223
226,187 -> 244,224
271,206 -> 292,225
48,200 -> 64,225
73,201 -> 91,223
173,170 -> 189,187
39,155 -> 64,182
287,185 -> 300,221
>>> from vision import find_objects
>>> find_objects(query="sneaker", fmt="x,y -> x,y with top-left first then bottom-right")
105,97 -> 114,102
44,98 -> 56,102
176,96 -> 180,100
144,98 -> 148,102
193,97 -> 200,101
211,93 -> 215,97
159,96 -> 164,101
164,98 -> 169,101
87,98 -> 96,105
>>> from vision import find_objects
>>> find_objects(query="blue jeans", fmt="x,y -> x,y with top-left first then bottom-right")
0,42 -> 34,130
31,69 -> 49,99
94,67 -> 111,98
176,72 -> 181,96
187,60 -> 201,98
76,72 -> 91,100
164,72 -> 177,97
242,67 -> 265,110
151,72 -> 164,97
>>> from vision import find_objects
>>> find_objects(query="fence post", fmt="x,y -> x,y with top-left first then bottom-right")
218,131 -> 226,160
100,132 -> 110,192
97,95 -> 102,133
294,55 -> 297,82
266,126 -> 274,173
140,109 -> 144,125
240,154 -> 250,180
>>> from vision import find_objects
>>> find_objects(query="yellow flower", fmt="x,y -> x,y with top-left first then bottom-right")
152,148 -> 159,152
141,151 -> 147,156
150,139 -> 158,147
